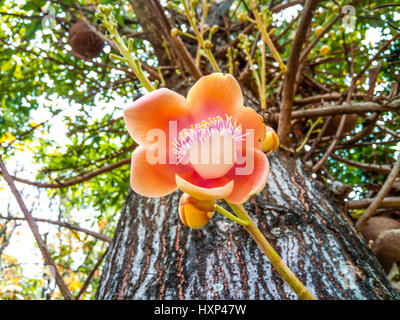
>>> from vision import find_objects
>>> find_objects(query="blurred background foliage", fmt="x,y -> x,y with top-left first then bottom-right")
0,0 -> 399,299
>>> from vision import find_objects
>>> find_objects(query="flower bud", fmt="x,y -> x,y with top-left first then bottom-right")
238,12 -> 247,22
211,25 -> 219,34
204,40 -> 213,49
98,4 -> 112,15
261,126 -> 279,154
269,28 -> 276,36
179,193 -> 215,229
320,45 -> 330,56
238,33 -> 247,43
314,26 -> 324,36
171,28 -> 181,37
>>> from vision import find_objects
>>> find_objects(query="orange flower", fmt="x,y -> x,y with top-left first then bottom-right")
124,73 -> 278,204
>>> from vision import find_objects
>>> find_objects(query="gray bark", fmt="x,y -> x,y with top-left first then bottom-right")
96,151 -> 400,300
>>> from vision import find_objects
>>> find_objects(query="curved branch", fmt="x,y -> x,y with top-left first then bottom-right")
0,158 -> 73,300
331,154 -> 392,173
0,216 -> 111,242
0,158 -> 130,189
347,197 -> 400,210
288,99 -> 400,119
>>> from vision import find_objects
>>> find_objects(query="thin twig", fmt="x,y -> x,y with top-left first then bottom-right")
1,158 -> 130,189
285,99 -> 400,119
0,157 -> 73,300
332,154 -> 392,173
277,0 -> 319,147
0,216 -> 111,242
151,0 -> 203,80
75,247 -> 109,300
347,197 -> 400,210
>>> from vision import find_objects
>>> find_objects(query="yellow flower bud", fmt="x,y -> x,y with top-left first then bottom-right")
325,3 -> 332,10
204,40 -> 213,49
261,126 -> 279,154
269,28 -> 276,36
179,193 -> 215,229
98,4 -> 112,15
320,45 -> 330,56
211,25 -> 219,34
314,26 -> 324,36
238,12 -> 247,22
171,28 -> 181,37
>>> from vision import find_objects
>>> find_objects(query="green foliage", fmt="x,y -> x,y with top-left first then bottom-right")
0,0 -> 399,299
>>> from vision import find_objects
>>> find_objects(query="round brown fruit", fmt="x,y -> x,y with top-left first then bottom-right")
68,20 -> 104,59
359,216 -> 400,243
373,229 -> 400,273
321,113 -> 358,137
360,216 -> 400,273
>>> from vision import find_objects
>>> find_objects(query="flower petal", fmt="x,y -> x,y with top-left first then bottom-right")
130,146 -> 179,197
225,149 -> 270,204
124,88 -> 192,147
187,73 -> 243,121
235,107 -> 266,150
176,170 -> 234,201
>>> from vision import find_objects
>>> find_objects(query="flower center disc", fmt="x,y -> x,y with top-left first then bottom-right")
173,116 -> 245,180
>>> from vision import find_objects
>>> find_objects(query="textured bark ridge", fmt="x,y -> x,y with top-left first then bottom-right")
96,151 -> 399,300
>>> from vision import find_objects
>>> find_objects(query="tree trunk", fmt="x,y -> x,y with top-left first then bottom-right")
96,151 -> 400,300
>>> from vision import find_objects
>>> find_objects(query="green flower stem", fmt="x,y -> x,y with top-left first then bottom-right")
242,41 -> 262,104
296,117 -> 323,153
195,0 -> 209,67
204,49 -> 221,72
97,5 -> 155,92
260,39 -> 267,109
112,32 -> 155,92
227,47 -> 235,75
249,0 -> 287,73
227,202 -> 316,300
180,0 -> 220,72
268,70 -> 283,90
215,204 -> 249,227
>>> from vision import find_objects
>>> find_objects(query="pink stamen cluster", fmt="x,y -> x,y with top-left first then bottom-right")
173,115 -> 245,164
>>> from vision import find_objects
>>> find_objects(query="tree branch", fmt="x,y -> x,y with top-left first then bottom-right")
0,216 -> 111,243
1,158 -> 130,189
75,247 -> 109,300
0,157 -> 73,300
278,0 -> 319,146
332,154 -> 392,173
287,99 -> 400,119
347,197 -> 400,210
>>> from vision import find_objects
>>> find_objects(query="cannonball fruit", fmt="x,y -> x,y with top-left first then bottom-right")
323,113 -> 358,136
360,216 -> 400,273
68,20 -> 104,59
